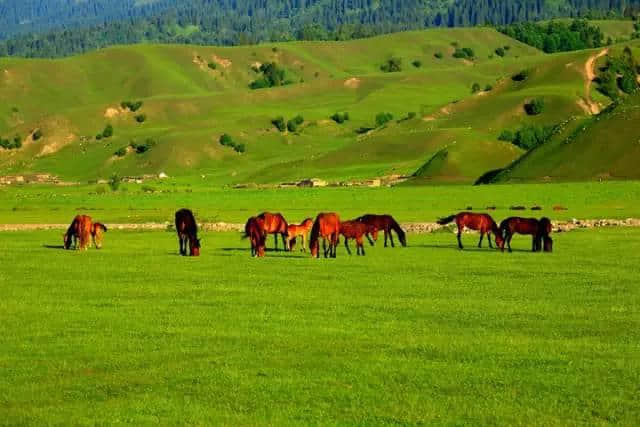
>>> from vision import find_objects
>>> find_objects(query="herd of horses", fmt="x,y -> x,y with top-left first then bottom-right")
63,210 -> 553,257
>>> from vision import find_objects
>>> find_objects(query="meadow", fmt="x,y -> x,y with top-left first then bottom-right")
1,227 -> 639,424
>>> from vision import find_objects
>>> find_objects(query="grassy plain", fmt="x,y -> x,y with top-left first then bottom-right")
1,228 -> 639,424
1,181 -> 640,224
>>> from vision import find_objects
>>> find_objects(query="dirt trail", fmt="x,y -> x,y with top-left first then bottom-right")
583,48 -> 609,115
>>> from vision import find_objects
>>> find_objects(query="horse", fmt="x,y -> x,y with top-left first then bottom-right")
286,218 -> 313,252
257,212 -> 288,251
310,213 -> 341,258
437,212 -> 503,250
356,214 -> 407,247
243,216 -> 266,257
543,235 -> 553,252
498,216 -> 552,253
91,223 -> 108,249
175,209 -> 201,256
339,220 -> 370,256
63,215 -> 92,250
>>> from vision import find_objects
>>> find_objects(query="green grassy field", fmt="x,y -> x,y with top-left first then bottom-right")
2,181 -> 640,224
1,228 -> 639,424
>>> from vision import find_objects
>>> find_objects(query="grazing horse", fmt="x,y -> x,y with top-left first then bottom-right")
286,218 -> 313,252
310,213 -> 341,258
257,212 -> 288,251
175,209 -> 201,256
543,235 -> 553,252
437,212 -> 503,250
339,220 -> 370,256
91,223 -> 108,249
356,214 -> 407,247
243,217 -> 266,257
498,217 -> 552,253
63,215 -> 92,250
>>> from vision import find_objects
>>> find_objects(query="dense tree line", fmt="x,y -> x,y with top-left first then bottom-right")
498,19 -> 606,52
0,0 -> 639,57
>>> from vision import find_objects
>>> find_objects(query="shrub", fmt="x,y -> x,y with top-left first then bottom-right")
108,173 -> 121,192
287,120 -> 298,133
524,98 -> 545,115
434,52 -> 444,59
495,47 -> 506,57
219,133 -> 234,146
271,116 -> 286,132
130,138 -> 157,153
96,134 -> 103,140
114,147 -> 127,157
453,47 -> 475,60
485,84 -> 493,92
504,45 -> 511,50
32,129 -> 43,141
412,60 -> 422,68
472,83 -> 481,93
331,112 -> 350,124
292,115 -> 304,125
249,62 -> 286,89
135,114 -> 147,123
121,100 -> 143,112
102,124 -> 114,138
207,62 -> 217,70
0,136 -> 21,149
619,71 -> 638,94
512,125 -> 555,150
512,69 -> 530,82
234,143 -> 246,153
141,185 -> 156,193
380,57 -> 402,73
498,130 -> 515,142
375,112 -> 394,127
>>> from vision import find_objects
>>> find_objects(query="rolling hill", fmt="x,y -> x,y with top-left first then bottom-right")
0,26 -> 638,185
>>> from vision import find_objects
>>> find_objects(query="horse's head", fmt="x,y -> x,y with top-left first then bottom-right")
63,233 -> 71,249
310,239 -> 319,258
189,237 -> 201,256
494,231 -> 505,249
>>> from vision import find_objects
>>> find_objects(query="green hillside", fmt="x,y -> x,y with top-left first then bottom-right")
0,27 -> 636,185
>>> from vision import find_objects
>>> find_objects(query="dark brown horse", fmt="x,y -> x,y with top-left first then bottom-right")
310,212 -> 341,258
91,223 -> 108,249
175,209 -> 200,256
257,212 -> 288,251
437,212 -> 503,250
356,214 -> 407,247
543,235 -> 553,252
499,217 -> 552,253
244,216 -> 266,257
64,215 -> 92,250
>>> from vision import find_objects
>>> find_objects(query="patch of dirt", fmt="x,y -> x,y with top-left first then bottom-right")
104,107 -> 127,118
344,78 -> 361,89
251,61 -> 262,70
39,133 -> 75,157
422,116 -> 436,122
583,48 -> 609,115
212,54 -> 232,68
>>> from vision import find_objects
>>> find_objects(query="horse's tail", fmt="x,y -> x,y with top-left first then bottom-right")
389,217 -> 407,247
437,214 -> 456,225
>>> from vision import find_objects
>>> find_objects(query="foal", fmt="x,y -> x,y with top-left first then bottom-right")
286,218 -> 313,252
339,220 -> 370,256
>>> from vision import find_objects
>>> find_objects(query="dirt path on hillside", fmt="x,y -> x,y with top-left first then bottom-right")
2,219 -> 640,234
583,48 -> 609,115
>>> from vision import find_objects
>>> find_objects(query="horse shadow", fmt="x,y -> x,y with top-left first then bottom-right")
43,244 -> 65,250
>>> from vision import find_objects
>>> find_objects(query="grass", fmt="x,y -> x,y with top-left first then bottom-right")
1,228 -> 639,424
1,181 -> 640,224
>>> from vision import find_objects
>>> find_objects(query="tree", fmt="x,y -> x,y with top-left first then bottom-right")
524,98 -> 545,115
102,124 -> 114,138
271,116 -> 286,132
472,83 -> 481,93
108,173 -> 121,191
380,57 -> 402,73
375,112 -> 394,127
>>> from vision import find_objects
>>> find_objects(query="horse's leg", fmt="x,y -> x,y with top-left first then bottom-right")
332,233 -> 338,258
282,233 -> 288,251
389,230 -> 395,248
478,232 -> 484,248
322,238 -> 328,258
366,233 -> 375,246
507,234 -> 513,253
302,234 -> 306,252
457,227 -> 463,250
344,238 -> 352,255
384,231 -> 388,247
488,233 -> 493,248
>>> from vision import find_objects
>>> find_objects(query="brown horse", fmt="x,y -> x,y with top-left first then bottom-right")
437,212 -> 503,250
310,213 -> 341,258
63,215 -> 92,250
91,223 -> 108,249
356,214 -> 407,247
175,209 -> 201,256
244,216 -> 266,257
499,217 -> 552,253
286,218 -> 313,252
257,212 -> 288,251
339,220 -> 370,256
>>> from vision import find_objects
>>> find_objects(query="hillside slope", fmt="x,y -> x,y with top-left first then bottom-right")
1,28 -> 632,186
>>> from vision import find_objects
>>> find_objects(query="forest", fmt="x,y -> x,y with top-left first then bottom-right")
0,0 -> 639,57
